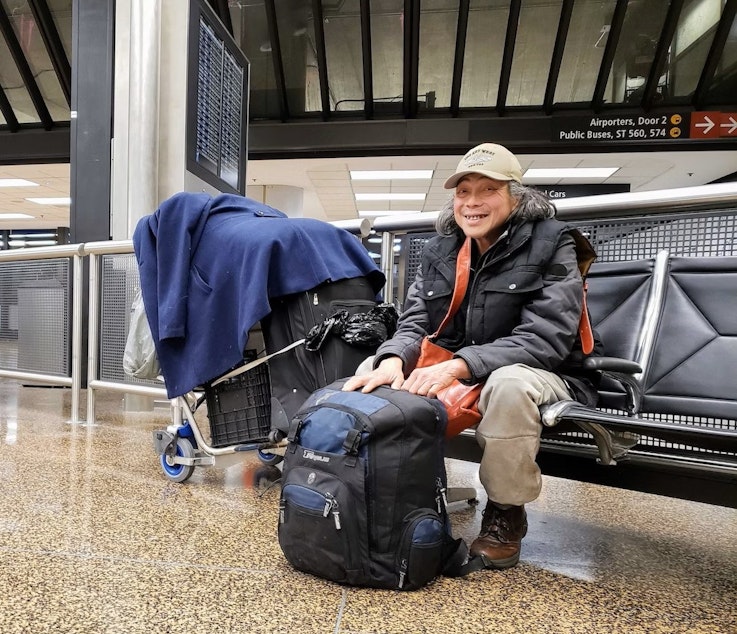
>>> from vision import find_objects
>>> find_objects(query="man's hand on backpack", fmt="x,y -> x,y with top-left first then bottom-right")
343,356 -> 471,398
343,357 -> 405,393
402,358 -> 471,397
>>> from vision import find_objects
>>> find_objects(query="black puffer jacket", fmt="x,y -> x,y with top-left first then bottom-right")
375,217 -> 602,406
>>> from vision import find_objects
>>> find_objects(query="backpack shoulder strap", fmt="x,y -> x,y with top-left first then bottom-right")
440,537 -> 487,578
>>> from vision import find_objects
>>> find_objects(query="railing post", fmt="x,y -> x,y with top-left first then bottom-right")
86,252 -> 100,424
70,251 -> 84,423
380,231 -> 395,305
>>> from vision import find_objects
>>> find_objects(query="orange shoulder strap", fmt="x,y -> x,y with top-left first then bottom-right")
430,237 -> 471,339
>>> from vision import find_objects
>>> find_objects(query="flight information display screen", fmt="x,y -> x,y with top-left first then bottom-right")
187,0 -> 249,194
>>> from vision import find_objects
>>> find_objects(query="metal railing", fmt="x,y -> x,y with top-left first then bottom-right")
0,244 -> 85,422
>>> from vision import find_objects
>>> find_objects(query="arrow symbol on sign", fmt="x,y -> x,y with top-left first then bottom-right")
695,116 -> 715,134
720,116 -> 737,134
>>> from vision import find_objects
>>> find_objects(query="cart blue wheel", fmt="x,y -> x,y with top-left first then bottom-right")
257,448 -> 283,466
160,437 -> 195,482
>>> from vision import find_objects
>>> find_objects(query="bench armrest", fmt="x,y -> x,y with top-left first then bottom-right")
583,356 -> 642,374
583,356 -> 643,415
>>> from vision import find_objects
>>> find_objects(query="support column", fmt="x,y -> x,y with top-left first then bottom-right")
112,0 -> 222,241
70,0 -> 114,243
69,0 -> 115,392
111,0 -> 161,240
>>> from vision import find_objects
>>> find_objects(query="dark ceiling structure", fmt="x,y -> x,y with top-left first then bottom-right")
0,0 -> 736,163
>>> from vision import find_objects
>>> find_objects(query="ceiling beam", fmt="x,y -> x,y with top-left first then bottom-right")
359,0 -> 374,119
0,86 -> 20,132
497,0 -> 521,114
0,125 -> 69,163
642,0 -> 684,111
311,0 -> 330,120
28,0 -> 72,106
544,0 -> 575,115
403,0 -> 420,118
591,0 -> 629,112
248,115 -> 737,158
450,0 -> 470,116
0,8 -> 53,129
263,0 -> 289,121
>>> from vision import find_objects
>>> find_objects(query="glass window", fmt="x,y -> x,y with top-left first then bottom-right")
669,0 -> 722,100
48,0 -> 72,62
0,30 -> 38,124
370,0 -> 404,114
460,0 -> 510,108
322,0 -> 365,113
507,1 -> 563,106
231,2 -> 279,120
704,2 -> 737,103
273,0 -> 315,115
418,0 -> 459,110
4,0 -> 68,120
554,0 -> 617,104
604,1 -> 669,106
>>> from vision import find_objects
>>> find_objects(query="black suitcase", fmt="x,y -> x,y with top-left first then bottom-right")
262,276 -> 379,430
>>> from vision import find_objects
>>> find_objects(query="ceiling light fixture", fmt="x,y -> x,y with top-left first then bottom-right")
350,170 -> 433,180
0,213 -> 35,219
25,197 -> 72,205
0,179 -> 39,187
357,209 -> 422,217
523,167 -> 619,179
355,193 -> 425,201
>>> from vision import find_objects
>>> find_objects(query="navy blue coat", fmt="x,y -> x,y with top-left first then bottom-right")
133,192 -> 384,397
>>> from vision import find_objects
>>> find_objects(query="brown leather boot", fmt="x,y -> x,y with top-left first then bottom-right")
470,502 -> 528,569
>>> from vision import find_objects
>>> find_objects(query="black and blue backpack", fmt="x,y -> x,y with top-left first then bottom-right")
277,379 -> 483,590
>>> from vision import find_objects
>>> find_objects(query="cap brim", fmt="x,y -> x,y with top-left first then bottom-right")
443,169 -> 516,189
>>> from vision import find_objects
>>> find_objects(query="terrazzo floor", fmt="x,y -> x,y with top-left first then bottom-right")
0,379 -> 735,634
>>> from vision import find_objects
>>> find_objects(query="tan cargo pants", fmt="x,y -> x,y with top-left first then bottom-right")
475,363 -> 571,506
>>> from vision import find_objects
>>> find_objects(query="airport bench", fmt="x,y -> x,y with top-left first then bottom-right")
442,247 -> 737,507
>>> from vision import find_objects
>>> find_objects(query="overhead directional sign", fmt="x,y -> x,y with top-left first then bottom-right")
719,113 -> 737,137
532,184 -> 630,199
689,111 -> 721,138
553,112 -> 737,143
553,114 -> 686,143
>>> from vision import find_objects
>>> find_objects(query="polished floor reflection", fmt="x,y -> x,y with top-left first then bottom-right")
0,379 -> 735,634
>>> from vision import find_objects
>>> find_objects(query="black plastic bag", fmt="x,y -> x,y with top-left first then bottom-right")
305,303 -> 399,352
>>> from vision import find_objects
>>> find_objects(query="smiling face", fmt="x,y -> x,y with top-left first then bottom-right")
453,174 -> 518,253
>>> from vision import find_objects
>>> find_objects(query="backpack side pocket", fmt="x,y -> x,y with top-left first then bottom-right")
395,508 -> 447,590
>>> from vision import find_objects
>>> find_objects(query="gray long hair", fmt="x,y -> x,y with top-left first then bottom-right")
435,181 -> 556,236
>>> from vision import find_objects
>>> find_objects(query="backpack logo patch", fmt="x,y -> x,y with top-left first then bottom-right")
303,450 -> 330,463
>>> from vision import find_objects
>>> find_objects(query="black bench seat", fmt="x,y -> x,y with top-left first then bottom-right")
445,251 -> 737,506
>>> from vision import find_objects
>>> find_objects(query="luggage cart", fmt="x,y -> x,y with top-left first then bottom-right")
152,351 -> 288,483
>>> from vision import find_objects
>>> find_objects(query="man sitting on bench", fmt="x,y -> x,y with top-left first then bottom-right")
343,142 -> 602,569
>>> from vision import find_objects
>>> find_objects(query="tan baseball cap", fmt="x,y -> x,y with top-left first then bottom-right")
443,142 -> 523,189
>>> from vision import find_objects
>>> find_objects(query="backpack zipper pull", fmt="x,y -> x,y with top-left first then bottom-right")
332,507 -> 342,530
398,558 -> 408,589
313,293 -> 319,305
436,477 -> 448,512
279,500 -> 285,524
323,492 -> 333,517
